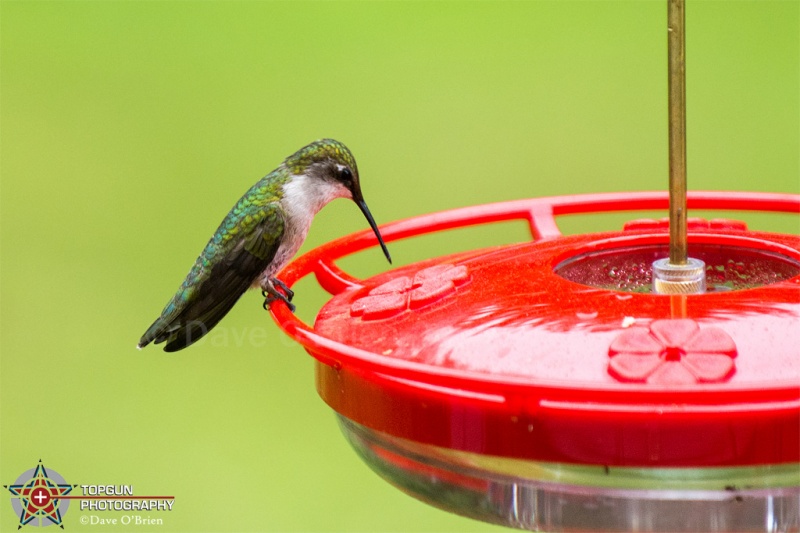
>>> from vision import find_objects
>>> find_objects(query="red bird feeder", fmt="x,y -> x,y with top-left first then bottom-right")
271,191 -> 800,533
271,3 -> 798,530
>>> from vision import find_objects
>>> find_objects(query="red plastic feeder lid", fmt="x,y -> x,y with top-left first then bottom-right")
272,192 -> 800,468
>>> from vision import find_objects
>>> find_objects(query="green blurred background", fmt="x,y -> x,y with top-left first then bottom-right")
1,1 -> 797,532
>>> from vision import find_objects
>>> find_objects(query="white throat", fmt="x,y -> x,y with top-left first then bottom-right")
281,173 -> 351,223
254,174 -> 351,288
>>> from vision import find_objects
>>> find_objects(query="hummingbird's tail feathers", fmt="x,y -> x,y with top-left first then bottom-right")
161,313 -> 224,352
138,226 -> 282,352
138,317 -> 167,349
138,269 -> 253,351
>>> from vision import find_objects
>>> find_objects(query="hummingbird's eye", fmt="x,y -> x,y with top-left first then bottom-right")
340,167 -> 353,183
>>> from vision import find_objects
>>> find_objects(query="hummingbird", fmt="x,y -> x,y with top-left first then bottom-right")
138,139 -> 391,352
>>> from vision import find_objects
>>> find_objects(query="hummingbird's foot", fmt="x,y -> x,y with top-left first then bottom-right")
270,278 -> 294,302
261,279 -> 296,313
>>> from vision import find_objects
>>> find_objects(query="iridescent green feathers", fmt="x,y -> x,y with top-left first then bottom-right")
138,139 -> 358,352
138,179 -> 287,351
286,138 -> 358,176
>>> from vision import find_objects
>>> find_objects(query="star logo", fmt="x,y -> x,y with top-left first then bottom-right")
5,460 -> 76,529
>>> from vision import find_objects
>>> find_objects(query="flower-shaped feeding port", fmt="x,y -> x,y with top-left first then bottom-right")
350,264 -> 470,320
608,319 -> 737,385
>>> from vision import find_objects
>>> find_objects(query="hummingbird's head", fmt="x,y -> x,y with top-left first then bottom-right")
285,139 -> 392,264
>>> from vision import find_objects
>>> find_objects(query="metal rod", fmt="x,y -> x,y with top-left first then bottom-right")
668,0 -> 687,265
653,0 -> 705,294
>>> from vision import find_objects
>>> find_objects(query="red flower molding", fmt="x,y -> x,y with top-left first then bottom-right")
608,319 -> 737,385
350,264 -> 470,320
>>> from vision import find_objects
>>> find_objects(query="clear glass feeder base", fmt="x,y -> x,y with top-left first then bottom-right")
339,416 -> 800,533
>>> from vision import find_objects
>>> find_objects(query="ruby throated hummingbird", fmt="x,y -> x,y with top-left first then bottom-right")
138,139 -> 391,352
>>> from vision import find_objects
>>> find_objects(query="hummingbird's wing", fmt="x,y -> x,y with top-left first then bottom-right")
138,202 -> 285,352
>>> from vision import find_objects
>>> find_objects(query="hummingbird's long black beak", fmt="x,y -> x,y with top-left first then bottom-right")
355,198 -> 392,264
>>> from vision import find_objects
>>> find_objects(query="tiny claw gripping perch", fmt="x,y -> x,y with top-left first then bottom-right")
262,278 -> 296,312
